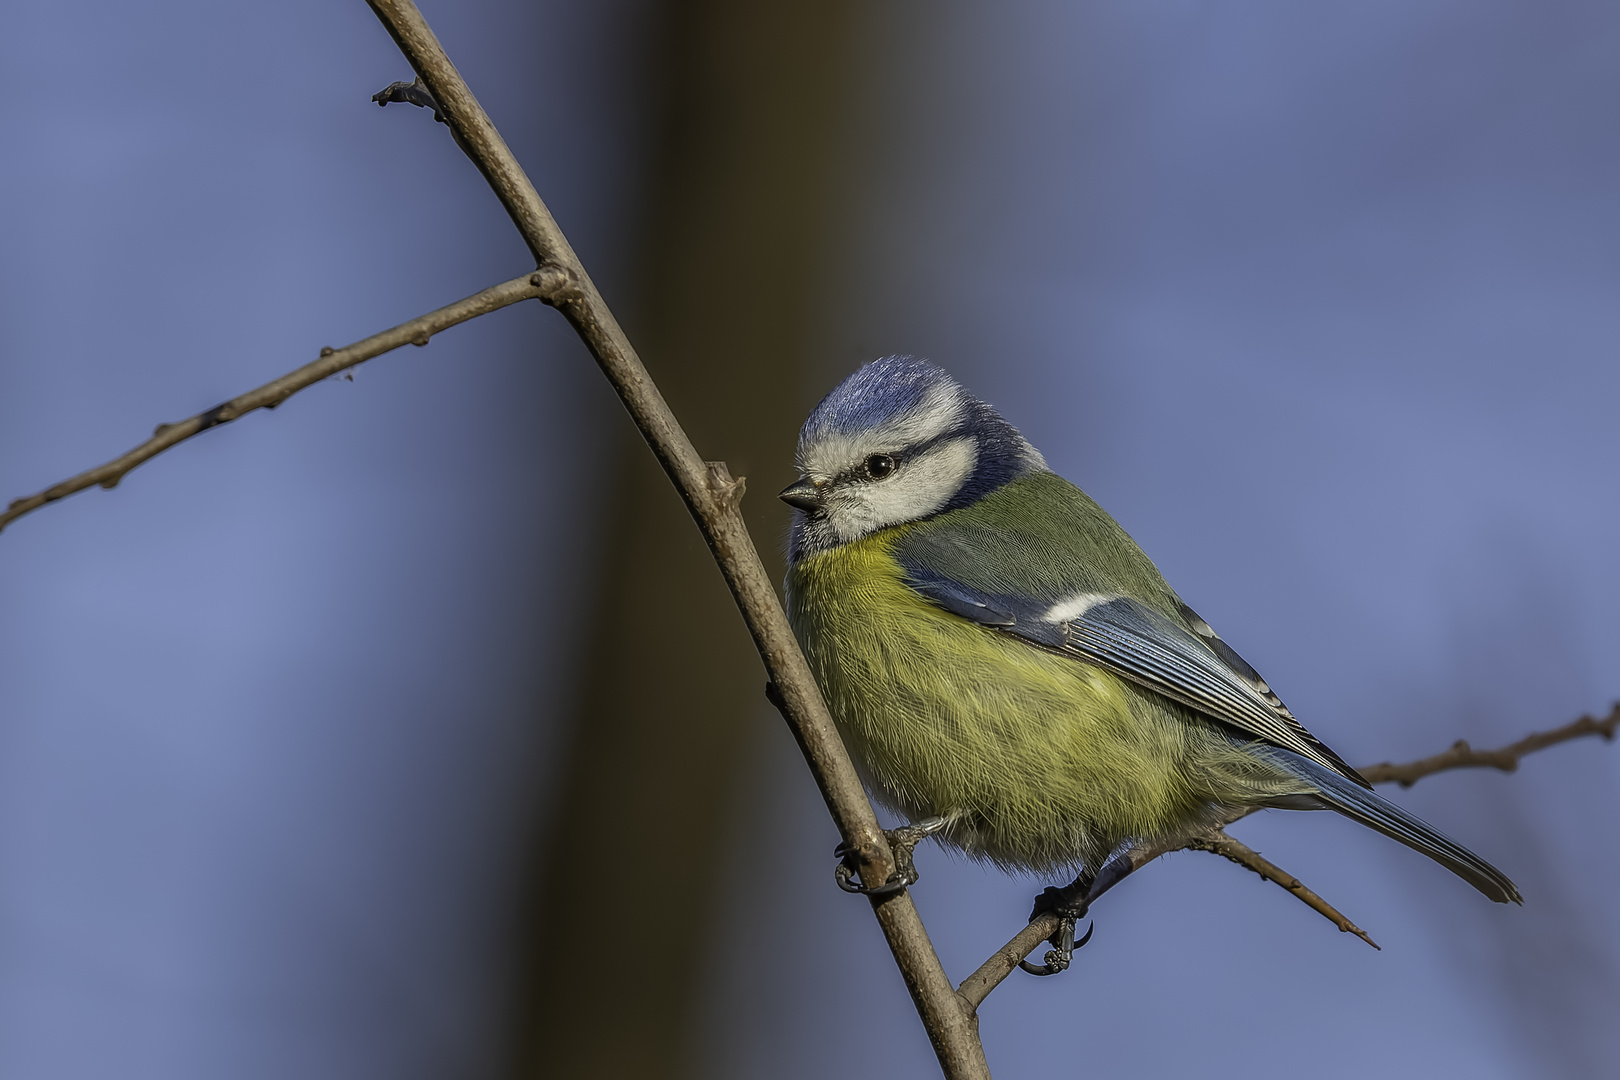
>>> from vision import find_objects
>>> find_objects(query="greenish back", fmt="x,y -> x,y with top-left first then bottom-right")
893,471 -> 1184,618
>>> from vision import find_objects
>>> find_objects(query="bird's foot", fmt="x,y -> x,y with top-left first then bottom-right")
1019,880 -> 1094,977
833,817 -> 948,897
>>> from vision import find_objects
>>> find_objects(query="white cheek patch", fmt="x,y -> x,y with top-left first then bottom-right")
798,384 -> 966,480
1042,592 -> 1116,624
825,437 -> 978,542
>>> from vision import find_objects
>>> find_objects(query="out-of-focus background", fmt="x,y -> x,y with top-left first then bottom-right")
2,2 -> 1618,1077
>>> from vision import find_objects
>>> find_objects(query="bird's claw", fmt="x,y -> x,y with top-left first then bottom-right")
834,857 -> 916,896
833,818 -> 947,897
1019,918 -> 1094,976
1019,882 -> 1095,976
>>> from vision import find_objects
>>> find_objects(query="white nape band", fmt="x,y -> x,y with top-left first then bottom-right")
1042,592 -> 1115,624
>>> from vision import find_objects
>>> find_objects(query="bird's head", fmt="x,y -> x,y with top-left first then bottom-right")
782,356 -> 1046,560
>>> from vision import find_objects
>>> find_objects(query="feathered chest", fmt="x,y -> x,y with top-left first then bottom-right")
782,527 -> 1191,869
784,529 -> 1132,782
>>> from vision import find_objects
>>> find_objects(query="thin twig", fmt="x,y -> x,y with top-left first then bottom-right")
1186,831 -> 1379,948
957,842 -> 1163,1012
962,705 -> 1620,1011
1361,703 -> 1620,787
363,3 -> 989,1077
0,273 -> 552,534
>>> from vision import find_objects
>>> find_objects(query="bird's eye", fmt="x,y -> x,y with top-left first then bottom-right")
864,453 -> 896,479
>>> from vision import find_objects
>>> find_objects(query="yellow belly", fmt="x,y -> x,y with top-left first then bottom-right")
786,528 -> 1234,872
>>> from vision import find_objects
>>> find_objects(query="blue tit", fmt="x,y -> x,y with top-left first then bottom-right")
779,355 -> 1520,908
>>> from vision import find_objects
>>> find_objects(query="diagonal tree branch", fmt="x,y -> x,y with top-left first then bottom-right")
1185,832 -> 1379,948
362,2 -> 989,1076
0,273 -> 552,535
960,703 -> 1620,1012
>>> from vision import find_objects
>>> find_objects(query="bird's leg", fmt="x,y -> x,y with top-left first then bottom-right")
1018,871 -> 1095,976
761,681 -> 946,897
834,817 -> 949,897
1083,850 -> 1139,907
1017,851 -> 1141,976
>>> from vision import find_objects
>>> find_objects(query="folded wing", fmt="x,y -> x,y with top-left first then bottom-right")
901,564 -> 1369,787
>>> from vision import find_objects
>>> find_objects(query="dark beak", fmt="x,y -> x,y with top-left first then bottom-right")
778,479 -> 825,512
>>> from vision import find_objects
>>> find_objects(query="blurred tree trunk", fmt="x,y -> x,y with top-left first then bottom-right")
517,4 -> 857,1077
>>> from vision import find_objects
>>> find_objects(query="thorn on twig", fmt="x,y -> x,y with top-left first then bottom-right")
371,77 -> 444,122
706,462 -> 746,512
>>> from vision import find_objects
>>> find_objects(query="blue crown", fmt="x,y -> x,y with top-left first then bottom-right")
800,355 -> 961,448
799,355 -> 1046,508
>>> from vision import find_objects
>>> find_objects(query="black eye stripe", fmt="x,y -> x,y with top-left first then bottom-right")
830,431 -> 968,485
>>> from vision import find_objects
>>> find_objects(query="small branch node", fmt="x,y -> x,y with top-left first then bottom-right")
153,423 -> 173,437
411,333 -> 431,347
320,346 -> 335,357
705,462 -> 746,512
371,76 -> 444,122
530,264 -> 579,305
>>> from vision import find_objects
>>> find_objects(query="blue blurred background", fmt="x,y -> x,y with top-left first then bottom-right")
2,2 -> 1617,1078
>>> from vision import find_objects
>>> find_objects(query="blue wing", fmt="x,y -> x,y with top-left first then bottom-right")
900,562 -> 1369,787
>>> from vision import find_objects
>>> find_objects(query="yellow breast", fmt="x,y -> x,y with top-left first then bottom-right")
786,529 -> 1214,872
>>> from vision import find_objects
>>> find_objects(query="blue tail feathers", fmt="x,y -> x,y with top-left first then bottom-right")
1262,747 -> 1522,905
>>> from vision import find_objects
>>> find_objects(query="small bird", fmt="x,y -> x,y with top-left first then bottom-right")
780,356 -> 1520,948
